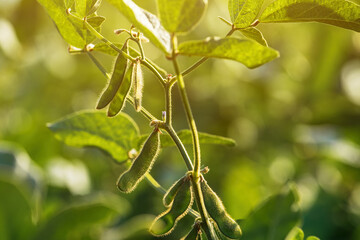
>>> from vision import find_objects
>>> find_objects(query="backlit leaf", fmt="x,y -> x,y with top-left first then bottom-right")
260,0 -> 360,32
229,0 -> 264,28
107,0 -> 172,53
157,0 -> 207,33
48,110 -> 139,163
75,0 -> 102,16
178,37 -> 279,68
239,27 -> 268,46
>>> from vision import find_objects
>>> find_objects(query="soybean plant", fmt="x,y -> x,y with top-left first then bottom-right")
40,0 -> 360,239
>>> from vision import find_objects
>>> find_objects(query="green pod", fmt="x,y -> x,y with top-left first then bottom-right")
132,59 -> 143,112
117,129 -> 160,193
97,43 -> 129,109
201,180 -> 242,239
150,179 -> 193,236
163,174 -> 188,207
107,63 -> 133,117
181,221 -> 202,240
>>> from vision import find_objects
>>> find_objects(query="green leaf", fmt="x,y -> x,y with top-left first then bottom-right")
75,0 -> 102,16
229,0 -> 264,28
260,0 -> 360,32
137,130 -> 236,149
35,193 -> 129,240
157,0 -> 207,33
0,179 -> 35,240
239,27 -> 268,46
37,0 -> 86,48
240,187 -> 301,240
178,37 -> 279,69
37,0 -> 105,48
47,110 -> 140,163
107,0 -> 171,53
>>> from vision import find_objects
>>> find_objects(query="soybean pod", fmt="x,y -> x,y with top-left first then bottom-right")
117,128 -> 160,193
132,58 -> 143,112
163,174 -> 188,207
97,42 -> 129,109
200,179 -> 242,239
107,63 -> 133,117
150,178 -> 193,236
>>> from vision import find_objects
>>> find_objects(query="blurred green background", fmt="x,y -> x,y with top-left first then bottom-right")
1,0 -> 360,239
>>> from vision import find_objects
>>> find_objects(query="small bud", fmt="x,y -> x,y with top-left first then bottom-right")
114,29 -> 126,34
86,43 -> 95,52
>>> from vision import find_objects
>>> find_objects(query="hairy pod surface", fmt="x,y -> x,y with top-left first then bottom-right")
132,59 -> 143,112
150,178 -> 193,236
201,179 -> 242,239
117,128 -> 160,193
107,63 -> 133,117
97,43 -> 129,109
163,174 -> 188,207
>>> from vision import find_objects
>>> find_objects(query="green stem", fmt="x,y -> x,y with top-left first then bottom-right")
171,34 -> 216,240
163,126 -> 193,171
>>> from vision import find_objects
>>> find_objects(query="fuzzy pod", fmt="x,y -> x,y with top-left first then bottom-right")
97,43 -> 129,109
150,179 -> 193,236
117,129 -> 160,193
201,180 -> 242,239
132,59 -> 143,112
107,63 -> 133,117
163,174 -> 188,207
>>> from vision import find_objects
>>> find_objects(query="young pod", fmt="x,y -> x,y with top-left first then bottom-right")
107,63 -> 133,117
117,128 -> 160,193
163,174 -> 188,207
97,43 -> 129,109
150,178 -> 193,236
200,179 -> 242,239
132,58 -> 143,112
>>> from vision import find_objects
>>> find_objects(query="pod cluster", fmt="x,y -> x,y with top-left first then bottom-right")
96,43 -> 144,116
150,175 -> 193,236
117,128 -> 160,193
201,179 -> 242,239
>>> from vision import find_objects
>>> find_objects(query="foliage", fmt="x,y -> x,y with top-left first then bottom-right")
1,0 -> 359,239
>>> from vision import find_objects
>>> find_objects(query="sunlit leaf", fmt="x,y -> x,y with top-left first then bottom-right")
35,193 -> 129,240
239,187 -> 301,240
75,0 -> 102,16
178,37 -> 279,68
37,0 -> 86,48
157,0 -> 207,33
260,0 -> 360,32
37,0 -> 105,48
239,27 -> 268,46
229,0 -> 264,28
137,130 -> 236,149
107,0 -> 171,53
47,110 -> 140,163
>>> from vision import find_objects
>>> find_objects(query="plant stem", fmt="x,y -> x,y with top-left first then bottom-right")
170,34 -> 217,240
81,14 -> 166,86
